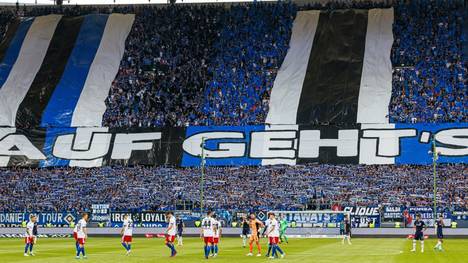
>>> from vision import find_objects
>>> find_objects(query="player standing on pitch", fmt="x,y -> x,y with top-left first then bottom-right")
211,214 -> 222,257
120,214 -> 133,255
76,213 -> 88,259
247,213 -> 264,257
434,215 -> 444,251
411,213 -> 427,252
164,211 -> 177,257
279,215 -> 289,244
201,211 -> 216,259
24,214 -> 37,256
176,215 -> 185,246
241,216 -> 250,248
342,215 -> 352,245
266,212 -> 285,259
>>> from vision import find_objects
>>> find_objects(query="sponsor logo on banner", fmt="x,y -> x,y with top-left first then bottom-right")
343,206 -> 380,228
110,211 -> 167,227
0,212 -> 76,227
408,207 -> 452,227
0,123 -> 466,167
383,206 -> 403,220
91,204 -> 110,222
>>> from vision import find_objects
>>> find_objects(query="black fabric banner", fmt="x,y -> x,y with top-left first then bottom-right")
296,9 -> 368,125
0,19 -> 20,63
14,17 -> 84,129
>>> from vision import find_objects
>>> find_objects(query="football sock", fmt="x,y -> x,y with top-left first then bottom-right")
204,245 -> 209,258
24,244 -> 30,254
421,241 -> 424,251
29,244 -> 33,253
412,240 -> 416,250
122,242 -> 128,251
214,245 -> 218,254
271,245 -> 277,257
75,242 -> 79,252
81,247 -> 86,256
127,244 -> 131,251
266,245 -> 271,256
249,243 -> 253,252
242,236 -> 246,246
276,245 -> 284,255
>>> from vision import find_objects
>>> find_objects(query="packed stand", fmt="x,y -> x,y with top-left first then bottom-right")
389,0 -> 467,123
0,164 -> 465,212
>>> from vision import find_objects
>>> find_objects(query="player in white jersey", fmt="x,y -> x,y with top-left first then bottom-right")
75,213 -> 88,259
200,211 -> 216,259
265,213 -> 285,259
263,215 -> 272,257
120,214 -> 133,255
24,215 -> 37,256
211,214 -> 222,257
164,211 -> 177,257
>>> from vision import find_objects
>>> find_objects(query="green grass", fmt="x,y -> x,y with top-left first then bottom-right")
0,237 -> 467,263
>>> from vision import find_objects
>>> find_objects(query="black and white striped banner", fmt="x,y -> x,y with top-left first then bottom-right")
266,9 -> 394,125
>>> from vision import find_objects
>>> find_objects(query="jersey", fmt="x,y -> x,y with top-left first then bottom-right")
242,221 -> 250,235
201,217 -> 216,237
414,220 -> 426,234
176,218 -> 184,233
280,219 -> 288,231
249,219 -> 262,235
26,221 -> 34,237
32,222 -> 38,236
267,219 -> 280,237
123,218 -> 133,236
213,220 -> 221,238
76,219 -> 87,239
167,216 -> 177,236
73,223 -> 78,233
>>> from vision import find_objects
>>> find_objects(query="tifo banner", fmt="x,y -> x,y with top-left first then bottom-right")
343,206 -> 381,228
266,8 -> 394,125
0,212 -> 77,227
0,14 -> 134,128
0,123 -> 466,167
90,204 -> 110,223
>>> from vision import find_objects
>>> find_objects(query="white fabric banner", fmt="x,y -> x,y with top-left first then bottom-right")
265,11 -> 320,125
357,8 -> 394,124
0,15 -> 61,126
71,14 -> 134,127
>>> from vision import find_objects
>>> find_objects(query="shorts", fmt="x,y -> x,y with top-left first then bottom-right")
339,229 -> 345,235
73,232 -> 78,241
77,238 -> 86,245
165,235 -> 175,243
269,237 -> 279,245
24,237 -> 34,244
122,235 -> 132,243
249,234 -> 259,242
177,230 -> 183,237
437,232 -> 443,239
242,230 -> 249,236
213,237 -> 219,244
203,237 -> 214,244
414,232 -> 424,241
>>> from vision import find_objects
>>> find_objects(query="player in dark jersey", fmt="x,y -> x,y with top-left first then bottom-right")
434,215 -> 444,251
411,214 -> 427,252
176,215 -> 185,246
241,216 -> 249,248
341,215 -> 352,245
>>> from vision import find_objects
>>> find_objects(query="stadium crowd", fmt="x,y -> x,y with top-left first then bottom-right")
0,1 -> 464,126
0,164 -> 465,212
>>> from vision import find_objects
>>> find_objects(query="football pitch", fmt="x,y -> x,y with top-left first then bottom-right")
0,237 -> 467,263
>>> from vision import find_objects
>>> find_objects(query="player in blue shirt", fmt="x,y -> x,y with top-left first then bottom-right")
411,214 -> 427,253
434,215 -> 444,251
176,215 -> 185,246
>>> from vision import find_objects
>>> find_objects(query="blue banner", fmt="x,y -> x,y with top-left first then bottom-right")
0,212 -> 77,226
